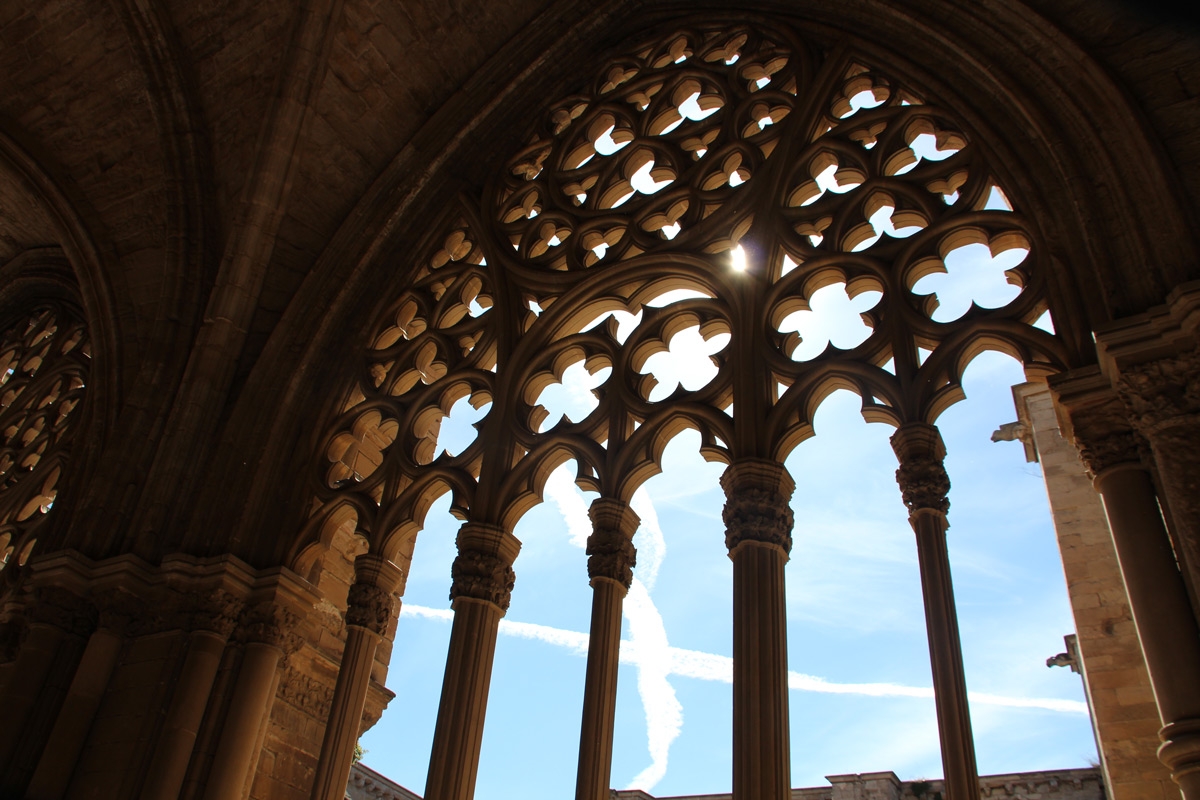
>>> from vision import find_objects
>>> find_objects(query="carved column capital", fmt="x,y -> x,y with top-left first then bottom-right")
30,585 -> 96,638
345,553 -> 404,636
238,601 -> 303,654
92,587 -> 145,635
345,583 -> 395,636
187,589 -> 243,639
1051,376 -> 1145,478
890,423 -> 950,517
586,499 -> 640,589
720,459 -> 795,555
450,523 -> 521,612
1115,348 -> 1200,434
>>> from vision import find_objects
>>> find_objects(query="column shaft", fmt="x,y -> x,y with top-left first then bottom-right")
141,630 -> 228,800
913,512 -> 979,800
892,423 -> 979,800
1095,465 -> 1200,799
576,578 -> 626,800
424,522 -> 519,800
721,459 -> 795,800
731,541 -> 791,800
576,498 -> 638,800
26,628 -> 123,800
424,597 -> 503,800
311,553 -> 403,800
202,641 -> 283,800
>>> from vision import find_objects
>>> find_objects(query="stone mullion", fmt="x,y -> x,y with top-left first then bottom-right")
424,522 -> 520,800
1055,380 -> 1200,800
575,498 -> 639,800
721,459 -> 794,800
311,553 -> 404,800
890,423 -> 979,800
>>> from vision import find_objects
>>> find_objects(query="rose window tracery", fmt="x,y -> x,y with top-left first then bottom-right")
306,17 -> 1066,572
0,305 -> 90,573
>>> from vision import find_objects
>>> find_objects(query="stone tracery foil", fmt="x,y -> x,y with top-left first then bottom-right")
307,16 -> 1067,564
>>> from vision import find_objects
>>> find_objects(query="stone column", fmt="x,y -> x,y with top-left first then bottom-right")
721,459 -> 795,800
0,587 -> 94,795
310,554 -> 404,800
1115,350 -> 1200,609
202,603 -> 299,800
1006,382 -> 1172,800
575,499 -> 639,800
140,591 -> 241,800
891,423 -> 979,800
26,590 -> 139,800
424,523 -> 520,800
1062,392 -> 1200,800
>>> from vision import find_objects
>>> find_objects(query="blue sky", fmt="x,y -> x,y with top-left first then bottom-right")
358,245 -> 1096,798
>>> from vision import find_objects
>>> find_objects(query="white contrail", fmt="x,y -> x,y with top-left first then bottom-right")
623,579 -> 684,789
544,468 -> 680,791
399,603 -> 1088,715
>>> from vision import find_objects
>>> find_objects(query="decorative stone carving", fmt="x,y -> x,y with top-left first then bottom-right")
1062,397 -> 1145,478
449,550 -> 516,611
586,528 -> 637,588
30,585 -> 96,638
722,487 -> 795,553
239,601 -> 303,652
188,589 -> 243,638
93,587 -> 145,635
586,499 -> 640,589
0,617 -> 26,663
894,458 -> 951,515
346,581 -> 396,636
891,424 -> 951,516
721,461 -> 796,555
277,665 -> 335,720
1116,349 -> 1200,433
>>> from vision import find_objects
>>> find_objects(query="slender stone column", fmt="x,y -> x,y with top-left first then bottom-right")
26,590 -> 140,800
1063,392 -> 1200,800
310,554 -> 404,800
575,499 -> 639,800
721,459 -> 795,800
891,423 -> 979,800
424,523 -> 520,800
202,603 -> 299,800
140,591 -> 242,800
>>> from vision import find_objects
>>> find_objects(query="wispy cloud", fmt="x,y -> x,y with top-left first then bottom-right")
399,604 -> 1088,716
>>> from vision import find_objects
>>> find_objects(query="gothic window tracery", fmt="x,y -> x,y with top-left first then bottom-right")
0,304 -> 90,574
306,15 -> 1066,591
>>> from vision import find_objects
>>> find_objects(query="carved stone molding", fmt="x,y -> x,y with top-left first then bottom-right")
277,664 -> 335,721
890,423 -> 950,516
345,581 -> 396,636
720,460 -> 795,555
586,499 -> 639,589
